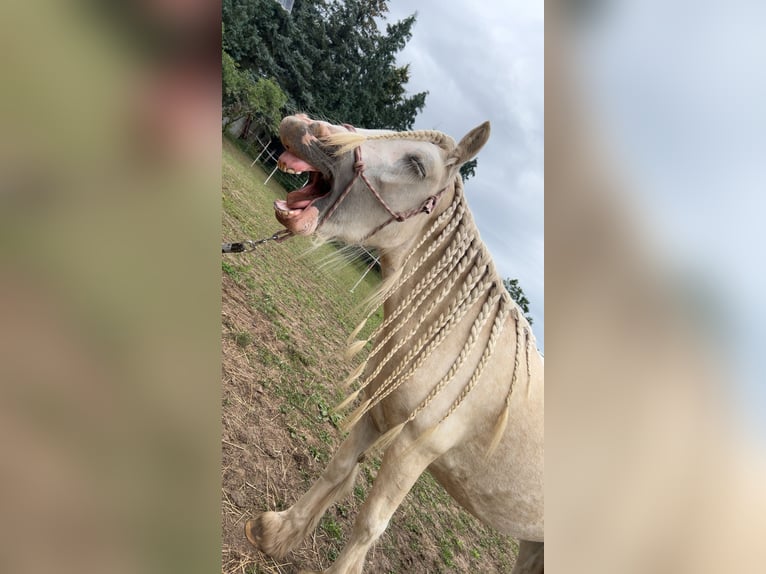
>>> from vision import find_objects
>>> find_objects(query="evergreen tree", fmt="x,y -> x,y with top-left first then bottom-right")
503,278 -> 534,325
222,0 -> 427,130
459,158 -> 478,182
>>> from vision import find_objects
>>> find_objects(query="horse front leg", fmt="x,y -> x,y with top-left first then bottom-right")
300,437 -> 437,574
245,413 -> 379,559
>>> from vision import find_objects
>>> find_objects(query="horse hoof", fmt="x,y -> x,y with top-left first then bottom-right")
244,511 -> 296,559
244,517 -> 261,549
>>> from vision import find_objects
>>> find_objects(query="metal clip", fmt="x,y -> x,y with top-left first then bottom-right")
270,229 -> 293,243
222,229 -> 293,253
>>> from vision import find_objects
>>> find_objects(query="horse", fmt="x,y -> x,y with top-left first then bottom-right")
244,114 -> 544,573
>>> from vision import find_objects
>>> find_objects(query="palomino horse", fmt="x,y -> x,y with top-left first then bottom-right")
245,114 -> 544,573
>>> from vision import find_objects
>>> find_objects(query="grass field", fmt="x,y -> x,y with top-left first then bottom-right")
220,137 -> 519,573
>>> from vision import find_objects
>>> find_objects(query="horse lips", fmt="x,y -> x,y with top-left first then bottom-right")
274,200 -> 320,236
274,152 -> 329,236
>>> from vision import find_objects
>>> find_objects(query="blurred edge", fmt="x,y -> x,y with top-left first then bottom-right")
4,1 -> 766,573
546,1 -> 765,573
0,1 -> 221,573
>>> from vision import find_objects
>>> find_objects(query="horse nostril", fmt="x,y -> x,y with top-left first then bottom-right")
310,122 -> 331,138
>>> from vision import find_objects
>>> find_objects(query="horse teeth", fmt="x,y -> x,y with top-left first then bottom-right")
281,167 -> 303,175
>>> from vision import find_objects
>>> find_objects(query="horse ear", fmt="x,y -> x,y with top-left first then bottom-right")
448,121 -> 491,167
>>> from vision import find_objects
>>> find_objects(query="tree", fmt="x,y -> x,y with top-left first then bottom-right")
222,50 -> 247,113
459,158 -> 478,182
223,48 -> 287,136
222,0 -> 427,130
503,278 -> 534,325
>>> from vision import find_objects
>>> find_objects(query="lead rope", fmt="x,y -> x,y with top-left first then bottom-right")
221,228 -> 292,253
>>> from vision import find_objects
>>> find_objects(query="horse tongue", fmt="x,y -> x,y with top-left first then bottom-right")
278,151 -> 316,173
286,185 -> 317,209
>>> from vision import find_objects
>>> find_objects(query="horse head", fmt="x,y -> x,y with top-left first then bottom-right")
275,114 -> 490,251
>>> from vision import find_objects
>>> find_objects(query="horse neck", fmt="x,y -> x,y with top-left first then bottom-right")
376,178 -> 457,269
377,178 -> 503,317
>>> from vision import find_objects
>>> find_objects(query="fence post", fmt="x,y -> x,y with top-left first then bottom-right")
264,164 -> 280,185
250,137 -> 270,166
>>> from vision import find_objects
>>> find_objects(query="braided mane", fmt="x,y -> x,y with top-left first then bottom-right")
323,129 -> 457,156
334,153 -> 534,458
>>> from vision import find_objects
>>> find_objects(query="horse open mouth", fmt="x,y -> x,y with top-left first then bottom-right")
273,151 -> 332,235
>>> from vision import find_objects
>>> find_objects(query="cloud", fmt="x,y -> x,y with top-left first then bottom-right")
386,0 -> 545,345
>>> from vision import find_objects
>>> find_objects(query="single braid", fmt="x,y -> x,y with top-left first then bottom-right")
324,130 -> 456,160
511,308 -> 524,403
439,298 -> 510,424
525,328 -> 532,382
365,130 -> 456,151
407,289 -> 501,422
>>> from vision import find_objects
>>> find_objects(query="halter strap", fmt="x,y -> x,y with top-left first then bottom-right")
318,124 -> 448,242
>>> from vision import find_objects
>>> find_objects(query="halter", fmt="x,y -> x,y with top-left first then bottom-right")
317,124 -> 448,242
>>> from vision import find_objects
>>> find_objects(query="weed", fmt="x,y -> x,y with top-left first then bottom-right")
325,547 -> 339,562
222,260 -> 237,278
321,517 -> 344,542
318,429 -> 333,445
335,504 -> 349,518
254,290 -> 280,320
316,396 -> 342,427
404,518 -> 422,536
257,347 -> 282,368
308,444 -> 328,463
233,331 -> 253,348
439,536 -> 455,567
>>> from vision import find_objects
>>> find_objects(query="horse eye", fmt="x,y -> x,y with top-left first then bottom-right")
406,155 -> 426,178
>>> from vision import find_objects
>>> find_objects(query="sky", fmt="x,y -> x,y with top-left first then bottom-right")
384,1 -> 545,347
572,0 -> 766,437
374,1 -> 762,432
